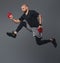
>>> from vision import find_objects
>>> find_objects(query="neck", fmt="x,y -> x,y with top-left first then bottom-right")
25,9 -> 29,15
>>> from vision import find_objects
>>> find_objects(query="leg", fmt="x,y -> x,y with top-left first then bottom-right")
35,36 -> 57,48
35,36 -> 51,45
32,27 -> 57,48
16,21 -> 27,33
16,21 -> 32,32
6,22 -> 27,38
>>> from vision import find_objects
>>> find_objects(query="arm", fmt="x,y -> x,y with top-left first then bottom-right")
38,15 -> 42,25
38,15 -> 43,35
12,18 -> 21,23
9,14 -> 21,23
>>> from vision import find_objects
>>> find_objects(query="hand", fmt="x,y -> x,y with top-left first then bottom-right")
7,12 -> 13,20
9,14 -> 13,20
38,25 -> 43,33
38,25 -> 42,29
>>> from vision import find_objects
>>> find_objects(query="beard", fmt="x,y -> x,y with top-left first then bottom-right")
24,9 -> 27,13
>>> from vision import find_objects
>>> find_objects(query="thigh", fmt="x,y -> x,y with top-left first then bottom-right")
32,27 -> 42,38
25,22 -> 32,32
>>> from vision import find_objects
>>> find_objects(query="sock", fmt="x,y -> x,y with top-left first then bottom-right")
14,31 -> 17,34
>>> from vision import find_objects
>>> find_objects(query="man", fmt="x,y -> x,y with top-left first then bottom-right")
7,4 -> 57,48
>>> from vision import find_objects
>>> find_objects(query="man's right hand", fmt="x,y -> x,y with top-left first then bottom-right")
38,25 -> 43,33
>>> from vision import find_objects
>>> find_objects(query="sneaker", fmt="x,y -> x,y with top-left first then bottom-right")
51,38 -> 57,48
6,32 -> 17,38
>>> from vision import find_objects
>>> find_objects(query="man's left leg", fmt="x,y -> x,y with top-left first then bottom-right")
32,27 -> 57,48
35,36 -> 57,48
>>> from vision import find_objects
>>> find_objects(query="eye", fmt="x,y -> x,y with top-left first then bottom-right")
22,8 -> 24,9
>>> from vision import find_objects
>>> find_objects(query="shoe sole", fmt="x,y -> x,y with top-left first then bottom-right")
6,33 -> 16,38
52,38 -> 57,48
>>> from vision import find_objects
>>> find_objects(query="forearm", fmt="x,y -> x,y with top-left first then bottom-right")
12,18 -> 21,23
8,14 -> 21,23
38,15 -> 42,25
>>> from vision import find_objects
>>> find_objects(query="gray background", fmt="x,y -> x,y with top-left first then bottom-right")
0,0 -> 60,63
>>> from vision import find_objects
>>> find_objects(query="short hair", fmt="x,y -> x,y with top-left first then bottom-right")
21,3 -> 29,7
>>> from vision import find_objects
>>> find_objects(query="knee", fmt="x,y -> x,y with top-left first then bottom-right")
36,41 -> 42,45
35,36 -> 42,45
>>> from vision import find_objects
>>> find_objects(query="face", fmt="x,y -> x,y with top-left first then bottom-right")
21,5 -> 28,13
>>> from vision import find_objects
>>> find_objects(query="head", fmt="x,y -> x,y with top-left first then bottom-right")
21,4 -> 29,13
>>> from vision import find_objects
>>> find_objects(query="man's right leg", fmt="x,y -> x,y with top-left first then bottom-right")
6,22 -> 27,38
